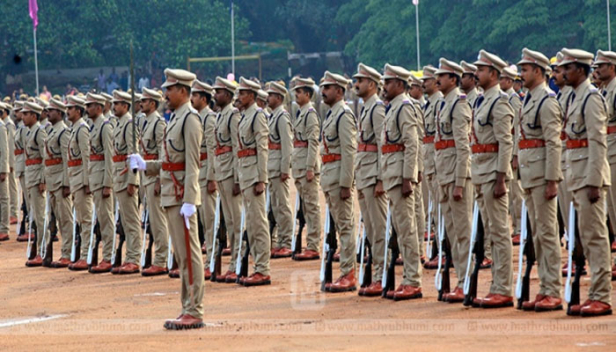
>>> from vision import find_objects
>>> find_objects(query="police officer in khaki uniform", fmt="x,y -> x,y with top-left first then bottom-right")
593,50 -> 616,277
380,64 -> 424,300
44,99 -> 74,268
470,50 -> 515,308
559,48 -> 612,317
190,80 -> 217,278
66,96 -> 94,271
109,90 -> 141,274
352,64 -> 387,296
0,102 -> 18,227
101,93 -> 114,125
408,75 -> 427,260
266,82 -> 294,258
84,93 -> 115,274
291,78 -> 322,261
461,61 -> 481,109
139,88 -> 170,276
130,68 -> 205,329
421,66 -> 444,269
23,102 -> 48,267
14,101 -> 32,241
434,59 -> 472,303
319,71 -> 357,292
234,77 -> 271,286
515,48 -> 564,311
0,102 -> 9,241
211,76 -> 243,283
503,67 -> 524,244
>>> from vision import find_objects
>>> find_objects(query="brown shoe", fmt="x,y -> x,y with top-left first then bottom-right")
522,294 -> 546,311
26,255 -> 43,267
0,233 -> 9,241
119,262 -> 140,274
480,258 -> 493,269
69,259 -> 89,271
90,260 -> 112,273
393,285 -> 423,301
568,299 -> 592,316
384,285 -> 401,299
225,272 -> 238,283
16,233 -> 34,242
445,287 -> 465,303
242,272 -> 271,287
10,216 -> 18,225
142,265 -> 168,277
580,301 -> 612,317
423,256 -> 445,269
51,257 -> 71,268
201,242 -> 208,254
611,264 -> 616,281
204,268 -> 212,280
293,249 -> 320,261
480,294 -> 513,308
535,296 -> 563,312
611,241 -> 616,253
270,247 -> 280,257
395,257 -> 403,266
163,314 -> 205,330
333,252 -> 340,262
215,270 -> 232,282
511,234 -> 521,246
111,265 -> 121,274
360,281 -> 383,297
168,268 -> 180,278
329,270 -> 356,293
274,247 -> 293,258
222,247 -> 231,256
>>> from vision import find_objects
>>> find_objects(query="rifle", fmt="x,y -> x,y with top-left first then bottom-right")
70,208 -> 80,262
463,202 -> 485,306
18,192 -> 28,238
208,195 -> 223,281
235,207 -> 249,283
515,199 -> 535,309
26,203 -> 36,260
358,229 -> 372,288
355,215 -> 364,263
357,212 -> 370,287
382,204 -> 401,299
139,201 -> 151,268
319,205 -> 332,291
266,189 -> 277,251
198,209 -> 205,250
167,237 -> 177,273
86,204 -> 100,268
40,193 -> 53,267
291,194 -> 307,257
565,203 -> 585,315
425,191 -> 433,258
110,201 -> 121,267
435,205 -> 452,301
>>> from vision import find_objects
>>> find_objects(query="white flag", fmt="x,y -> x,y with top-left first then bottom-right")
413,0 -> 419,5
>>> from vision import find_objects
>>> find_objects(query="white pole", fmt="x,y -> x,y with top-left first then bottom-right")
415,3 -> 420,70
231,3 -> 235,76
608,0 -> 612,51
33,28 -> 39,96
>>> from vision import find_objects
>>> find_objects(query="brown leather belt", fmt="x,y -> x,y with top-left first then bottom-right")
215,146 -> 232,156
566,139 -> 588,149
358,143 -> 378,152
423,136 -> 435,144
25,158 -> 43,166
112,155 -> 127,163
90,154 -> 105,162
560,131 -> 567,141
268,143 -> 281,150
237,148 -> 257,158
471,143 -> 499,154
293,140 -> 308,148
68,159 -> 82,167
45,158 -> 62,166
519,139 -> 545,149
14,149 -> 24,156
608,126 -> 616,134
143,153 -> 158,160
381,144 -> 405,154
322,153 -> 341,163
200,152 -> 208,161
162,162 -> 185,171
435,140 -> 456,150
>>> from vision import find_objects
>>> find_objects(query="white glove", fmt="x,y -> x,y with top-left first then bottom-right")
128,153 -> 146,171
179,203 -> 197,229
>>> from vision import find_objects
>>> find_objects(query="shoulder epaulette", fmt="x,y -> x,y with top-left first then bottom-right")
548,91 -> 556,97
188,106 -> 198,114
458,94 -> 467,100
589,87 -> 600,94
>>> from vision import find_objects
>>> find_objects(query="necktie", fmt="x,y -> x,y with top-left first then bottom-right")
424,100 -> 430,112
296,109 -> 300,119
523,93 -> 532,107
475,96 -> 485,109
385,104 -> 392,114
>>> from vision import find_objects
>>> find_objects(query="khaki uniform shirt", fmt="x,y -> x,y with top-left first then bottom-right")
68,118 -> 91,193
292,102 -> 321,179
140,111 -> 166,187
88,115 -> 113,192
320,100 -> 357,193
25,122 -> 47,187
44,121 -> 70,192
198,107 -> 217,188
267,105 -> 293,179
214,103 -> 240,183
355,94 -> 385,190
237,102 -> 269,191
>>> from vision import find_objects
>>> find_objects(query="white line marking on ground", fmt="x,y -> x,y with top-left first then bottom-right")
0,314 -> 67,328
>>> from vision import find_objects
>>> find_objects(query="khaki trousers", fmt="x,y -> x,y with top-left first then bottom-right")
218,177 -> 242,272
27,186 -> 46,250
116,189 -> 141,264
476,181 -> 513,296
388,185 -> 422,287
199,186 -> 217,257
242,187 -> 271,276
358,184 -> 388,283
510,178 -> 523,236
92,189 -> 115,262
295,175 -> 321,252
9,170 -> 17,218
165,205 -> 204,318
269,177 -> 293,249
440,181 -> 472,289
50,188 -> 74,259
146,183 -> 170,268
0,176 -> 9,233
324,187 -> 356,276
74,188 -> 93,259
572,188 -> 612,305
